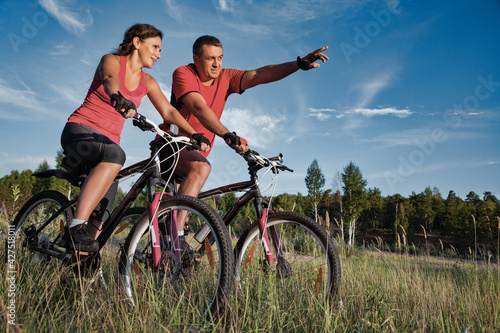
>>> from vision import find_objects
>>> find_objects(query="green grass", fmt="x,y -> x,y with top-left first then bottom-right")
1,235 -> 499,332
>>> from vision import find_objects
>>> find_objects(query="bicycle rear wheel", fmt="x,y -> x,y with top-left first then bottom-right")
10,191 -> 72,271
234,211 -> 341,304
119,195 -> 234,319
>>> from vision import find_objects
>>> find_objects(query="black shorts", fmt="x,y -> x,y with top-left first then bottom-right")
61,122 -> 126,169
60,122 -> 126,222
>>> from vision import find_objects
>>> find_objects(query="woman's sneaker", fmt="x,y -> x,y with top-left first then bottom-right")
59,224 -> 99,252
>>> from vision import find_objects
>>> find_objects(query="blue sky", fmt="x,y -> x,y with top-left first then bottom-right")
1,0 -> 499,200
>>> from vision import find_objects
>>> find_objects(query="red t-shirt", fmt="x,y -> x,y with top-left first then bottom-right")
67,56 -> 148,145
170,64 -> 246,156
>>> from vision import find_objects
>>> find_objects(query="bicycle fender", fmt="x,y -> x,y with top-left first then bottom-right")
34,169 -> 78,185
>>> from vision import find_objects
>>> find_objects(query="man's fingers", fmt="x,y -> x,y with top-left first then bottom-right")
315,46 -> 328,53
313,46 -> 329,62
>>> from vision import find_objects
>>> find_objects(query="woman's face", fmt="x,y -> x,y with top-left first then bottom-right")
136,36 -> 162,68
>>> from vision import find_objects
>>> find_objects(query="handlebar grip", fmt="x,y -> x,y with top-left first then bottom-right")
188,138 -> 201,151
132,118 -> 154,131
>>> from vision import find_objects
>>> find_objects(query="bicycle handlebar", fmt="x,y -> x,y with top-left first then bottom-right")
131,113 -> 290,171
243,149 -> 293,173
132,113 -> 201,150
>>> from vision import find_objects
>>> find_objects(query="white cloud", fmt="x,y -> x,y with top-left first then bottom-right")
488,161 -> 499,165
306,106 -> 412,122
49,41 -> 73,55
0,79 -> 50,120
164,0 -> 185,22
38,0 -> 93,34
220,107 -> 286,148
158,81 -> 172,101
217,0 -> 234,12
47,82 -> 83,106
308,108 -> 339,121
355,72 -> 396,108
351,107 -> 413,118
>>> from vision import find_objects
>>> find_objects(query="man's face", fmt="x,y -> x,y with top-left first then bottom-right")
194,44 -> 223,83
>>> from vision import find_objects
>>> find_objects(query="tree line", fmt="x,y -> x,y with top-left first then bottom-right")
302,159 -> 500,256
1,156 -> 499,257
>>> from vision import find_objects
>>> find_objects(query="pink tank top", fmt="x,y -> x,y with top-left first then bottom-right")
68,56 -> 148,145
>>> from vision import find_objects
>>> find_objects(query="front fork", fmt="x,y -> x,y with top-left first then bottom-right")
147,178 -> 181,269
255,198 -> 284,266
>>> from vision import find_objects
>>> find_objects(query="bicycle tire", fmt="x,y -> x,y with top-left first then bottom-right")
10,190 -> 72,269
118,195 -> 234,319
234,211 -> 341,304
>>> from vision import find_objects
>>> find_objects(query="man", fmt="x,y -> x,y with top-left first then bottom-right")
163,35 -> 328,229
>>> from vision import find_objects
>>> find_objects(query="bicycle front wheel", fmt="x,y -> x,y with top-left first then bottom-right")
235,211 -> 341,304
119,195 -> 234,319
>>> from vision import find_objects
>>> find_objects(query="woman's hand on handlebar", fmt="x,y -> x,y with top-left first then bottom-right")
111,91 -> 137,118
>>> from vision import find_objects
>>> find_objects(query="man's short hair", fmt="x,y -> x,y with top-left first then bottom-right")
193,35 -> 222,57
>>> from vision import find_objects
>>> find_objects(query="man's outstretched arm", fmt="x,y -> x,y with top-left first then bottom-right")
241,46 -> 329,91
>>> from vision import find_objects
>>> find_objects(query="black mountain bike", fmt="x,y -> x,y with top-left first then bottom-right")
9,114 -> 234,317
195,149 -> 342,304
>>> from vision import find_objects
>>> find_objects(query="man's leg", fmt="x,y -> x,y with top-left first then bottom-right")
174,149 -> 211,230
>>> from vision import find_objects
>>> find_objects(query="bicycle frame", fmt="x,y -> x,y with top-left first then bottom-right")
27,114 -> 188,270
197,154 -> 288,266
97,156 -> 174,269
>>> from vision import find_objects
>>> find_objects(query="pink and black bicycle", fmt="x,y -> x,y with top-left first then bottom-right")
10,114 -> 234,318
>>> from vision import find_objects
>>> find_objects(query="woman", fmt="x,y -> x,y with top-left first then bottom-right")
59,24 -> 209,252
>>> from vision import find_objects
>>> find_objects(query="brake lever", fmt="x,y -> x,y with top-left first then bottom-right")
132,119 -> 154,131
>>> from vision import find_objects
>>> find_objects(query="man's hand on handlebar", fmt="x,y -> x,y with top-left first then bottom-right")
192,133 -> 211,153
224,132 -> 249,154
111,91 -> 137,118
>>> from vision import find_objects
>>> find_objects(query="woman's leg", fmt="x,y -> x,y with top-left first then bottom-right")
74,162 -> 122,221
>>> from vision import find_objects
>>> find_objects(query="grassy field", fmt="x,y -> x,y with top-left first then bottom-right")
1,233 -> 499,333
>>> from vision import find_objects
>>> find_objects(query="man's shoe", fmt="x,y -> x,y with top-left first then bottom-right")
59,224 -> 99,252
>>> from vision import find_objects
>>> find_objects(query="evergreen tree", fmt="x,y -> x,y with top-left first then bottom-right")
273,193 -> 296,212
409,187 -> 436,233
359,187 -> 384,229
393,195 -> 411,244
443,190 -> 464,233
